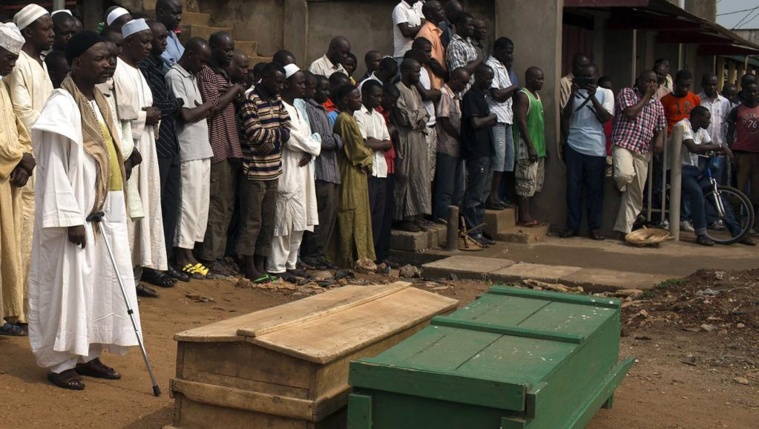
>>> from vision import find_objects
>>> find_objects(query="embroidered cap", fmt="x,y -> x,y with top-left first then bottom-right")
13,3 -> 50,31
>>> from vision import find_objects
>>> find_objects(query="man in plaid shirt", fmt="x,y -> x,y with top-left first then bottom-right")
611,70 -> 666,236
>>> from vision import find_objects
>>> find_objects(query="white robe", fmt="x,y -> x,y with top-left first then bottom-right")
274,100 -> 321,237
28,90 -> 140,368
113,58 -> 167,270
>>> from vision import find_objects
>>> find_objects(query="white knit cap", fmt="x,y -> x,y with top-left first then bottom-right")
51,9 -> 73,17
106,7 -> 129,26
121,18 -> 150,39
13,3 -> 49,31
0,23 -> 25,55
284,64 -> 300,79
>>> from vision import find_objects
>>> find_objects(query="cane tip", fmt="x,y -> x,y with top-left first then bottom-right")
153,385 -> 161,397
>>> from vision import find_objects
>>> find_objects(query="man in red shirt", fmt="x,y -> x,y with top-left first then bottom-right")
727,79 -> 759,231
661,70 -> 701,136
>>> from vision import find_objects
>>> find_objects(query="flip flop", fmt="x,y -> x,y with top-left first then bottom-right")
0,322 -> 28,336
191,263 -> 210,277
180,264 -> 205,280
518,219 -> 542,227
252,275 -> 272,284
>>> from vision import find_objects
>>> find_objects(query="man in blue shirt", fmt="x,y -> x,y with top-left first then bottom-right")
156,0 -> 184,67
561,64 -> 614,240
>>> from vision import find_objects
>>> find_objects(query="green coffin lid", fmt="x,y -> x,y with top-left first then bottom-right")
349,286 -> 621,412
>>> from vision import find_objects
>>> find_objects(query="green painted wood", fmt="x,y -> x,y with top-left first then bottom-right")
566,357 -> 635,429
517,302 -> 617,339
501,417 -> 527,429
347,394 -> 372,429
431,316 -> 585,344
349,362 -> 527,411
488,286 -> 621,309
446,295 -> 551,326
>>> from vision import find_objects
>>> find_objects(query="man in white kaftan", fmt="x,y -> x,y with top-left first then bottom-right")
113,19 -> 167,272
267,66 -> 321,277
6,4 -> 54,323
29,32 -> 140,390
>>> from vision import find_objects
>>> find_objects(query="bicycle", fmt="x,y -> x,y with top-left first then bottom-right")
697,153 -> 755,245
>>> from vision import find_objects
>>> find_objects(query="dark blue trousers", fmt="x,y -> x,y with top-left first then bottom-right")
565,145 -> 606,231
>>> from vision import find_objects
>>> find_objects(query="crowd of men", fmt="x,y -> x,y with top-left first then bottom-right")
1,0 -> 758,391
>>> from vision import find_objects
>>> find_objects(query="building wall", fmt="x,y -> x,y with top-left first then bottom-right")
201,0 -> 284,56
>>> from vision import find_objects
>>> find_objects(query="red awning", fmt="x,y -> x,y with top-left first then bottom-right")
565,0 -> 759,56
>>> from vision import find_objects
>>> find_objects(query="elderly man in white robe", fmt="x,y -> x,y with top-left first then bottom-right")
29,31 -> 141,391
267,65 -> 321,282
113,19 -> 170,284
5,3 -> 54,325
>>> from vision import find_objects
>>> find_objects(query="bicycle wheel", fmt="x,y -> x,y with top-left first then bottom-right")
703,186 -> 755,245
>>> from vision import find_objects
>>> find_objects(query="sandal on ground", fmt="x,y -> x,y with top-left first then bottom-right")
141,269 -> 176,288
191,263 -> 211,277
317,256 -> 338,270
167,266 -> 190,282
560,229 -> 579,238
136,283 -> 159,298
276,272 -> 299,283
738,237 -> 757,246
590,229 -> 606,241
48,369 -> 85,390
75,358 -> 121,380
252,275 -> 272,284
0,322 -> 28,337
518,219 -> 542,227
179,264 -> 206,280
696,235 -> 714,246
287,268 -> 309,278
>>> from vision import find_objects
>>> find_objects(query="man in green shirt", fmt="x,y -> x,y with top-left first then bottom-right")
513,66 -> 546,226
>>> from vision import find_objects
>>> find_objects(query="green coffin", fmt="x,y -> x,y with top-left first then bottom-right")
347,286 -> 635,429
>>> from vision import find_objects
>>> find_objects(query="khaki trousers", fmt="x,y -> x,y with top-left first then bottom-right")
613,146 -> 650,233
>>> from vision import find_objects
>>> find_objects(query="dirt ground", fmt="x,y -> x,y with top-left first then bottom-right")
0,268 -> 757,429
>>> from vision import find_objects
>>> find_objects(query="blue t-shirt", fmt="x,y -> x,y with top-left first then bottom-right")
567,88 -> 614,157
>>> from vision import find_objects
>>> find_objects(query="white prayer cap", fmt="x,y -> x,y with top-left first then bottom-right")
51,9 -> 73,17
284,64 -> 300,79
106,7 -> 129,26
13,3 -> 50,31
121,18 -> 150,39
0,23 -> 25,55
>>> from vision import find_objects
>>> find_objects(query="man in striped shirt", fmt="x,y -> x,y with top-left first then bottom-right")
238,62 -> 291,283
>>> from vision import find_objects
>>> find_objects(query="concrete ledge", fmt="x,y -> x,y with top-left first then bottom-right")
497,224 -> 550,244
491,263 -> 582,284
483,209 -> 518,238
559,268 -> 673,293
422,256 -> 516,280
390,225 -> 447,252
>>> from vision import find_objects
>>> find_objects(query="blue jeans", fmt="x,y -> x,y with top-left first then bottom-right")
491,124 -> 514,172
463,156 -> 492,233
681,165 -> 708,235
433,153 -> 465,222
565,145 -> 606,231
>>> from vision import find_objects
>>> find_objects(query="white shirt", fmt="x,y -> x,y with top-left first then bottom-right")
677,118 -> 712,167
419,66 -> 436,126
392,1 -> 424,58
486,56 -> 513,124
566,88 -> 615,157
697,92 -> 730,147
354,105 -> 391,178
308,54 -> 347,78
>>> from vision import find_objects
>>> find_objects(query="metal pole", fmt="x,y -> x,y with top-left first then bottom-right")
660,135 -> 668,225
446,206 -> 459,251
669,127 -> 683,242
52,0 -> 65,11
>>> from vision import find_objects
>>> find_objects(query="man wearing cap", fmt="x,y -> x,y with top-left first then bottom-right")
6,3 -> 54,328
113,19 -> 170,283
268,64 -> 320,282
105,6 -> 132,31
29,31 -> 141,391
156,0 -> 184,67
0,23 -> 36,337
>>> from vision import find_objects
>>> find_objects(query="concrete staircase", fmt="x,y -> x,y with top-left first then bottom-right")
389,207 -> 549,253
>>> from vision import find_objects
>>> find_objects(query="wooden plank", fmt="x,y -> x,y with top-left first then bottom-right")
172,379 -> 316,421
517,302 -> 616,339
565,357 -> 635,429
349,362 -> 526,411
488,286 -> 620,309
178,367 -> 310,399
446,295 -> 551,326
431,316 -> 585,344
172,394 -> 308,429
346,394 -> 372,429
175,282 -> 413,342
251,288 -> 457,364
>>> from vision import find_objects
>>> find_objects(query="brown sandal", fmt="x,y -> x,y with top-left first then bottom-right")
48,369 -> 85,390
75,358 -> 122,380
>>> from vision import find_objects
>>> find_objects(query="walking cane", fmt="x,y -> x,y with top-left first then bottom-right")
86,211 -> 161,397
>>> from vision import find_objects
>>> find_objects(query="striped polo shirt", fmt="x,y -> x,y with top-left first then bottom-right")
240,85 -> 292,180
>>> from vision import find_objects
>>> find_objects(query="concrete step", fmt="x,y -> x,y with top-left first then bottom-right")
182,11 -> 211,27
390,225 -> 447,252
235,40 -> 259,56
422,256 -> 674,292
483,208 -> 517,239
496,223 -> 550,244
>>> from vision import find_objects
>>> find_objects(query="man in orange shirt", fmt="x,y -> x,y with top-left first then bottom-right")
416,0 -> 447,89
660,70 -> 701,136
